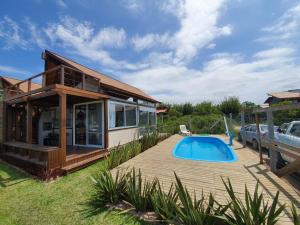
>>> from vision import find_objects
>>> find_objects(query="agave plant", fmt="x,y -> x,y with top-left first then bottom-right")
91,170 -> 128,206
124,168 -> 159,212
106,140 -> 142,169
151,182 -> 179,222
173,173 -> 228,225
292,203 -> 300,225
222,178 -> 285,225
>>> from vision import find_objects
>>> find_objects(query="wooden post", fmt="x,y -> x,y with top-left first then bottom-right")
82,74 -> 86,90
60,66 -> 65,85
255,113 -> 263,164
27,79 -> 31,93
267,110 -> 278,172
104,100 -> 109,149
26,102 -> 32,144
59,93 -> 67,166
241,111 -> 246,147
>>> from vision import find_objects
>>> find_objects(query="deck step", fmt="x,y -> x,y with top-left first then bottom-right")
62,153 -> 107,174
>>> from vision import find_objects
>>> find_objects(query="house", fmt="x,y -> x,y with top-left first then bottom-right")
264,89 -> 300,105
0,50 -> 158,179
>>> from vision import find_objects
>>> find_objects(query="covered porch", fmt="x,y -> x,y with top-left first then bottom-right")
1,73 -> 110,179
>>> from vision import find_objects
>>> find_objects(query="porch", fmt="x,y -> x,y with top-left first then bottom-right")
1,65 -> 110,179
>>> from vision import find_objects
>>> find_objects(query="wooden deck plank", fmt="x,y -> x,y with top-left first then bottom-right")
113,134 -> 300,225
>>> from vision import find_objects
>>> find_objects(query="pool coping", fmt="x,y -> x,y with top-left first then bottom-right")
172,135 -> 238,163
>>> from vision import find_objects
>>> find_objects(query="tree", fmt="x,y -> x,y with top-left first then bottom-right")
182,103 -> 193,115
194,101 -> 220,115
219,97 -> 241,115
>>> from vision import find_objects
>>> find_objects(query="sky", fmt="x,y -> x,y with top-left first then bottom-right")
0,0 -> 300,104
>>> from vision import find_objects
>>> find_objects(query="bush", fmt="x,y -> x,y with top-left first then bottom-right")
219,97 -> 241,116
106,141 -> 141,169
140,132 -> 159,152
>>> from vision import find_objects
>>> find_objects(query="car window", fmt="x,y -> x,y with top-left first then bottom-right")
251,126 -> 257,132
290,124 -> 300,138
260,125 -> 267,132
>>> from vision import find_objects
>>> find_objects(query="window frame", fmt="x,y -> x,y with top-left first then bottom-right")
108,100 -> 138,130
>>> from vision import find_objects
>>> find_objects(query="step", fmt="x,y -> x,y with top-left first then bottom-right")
66,150 -> 107,165
62,153 -> 107,174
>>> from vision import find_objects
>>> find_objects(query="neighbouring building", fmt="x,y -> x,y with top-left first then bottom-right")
264,89 -> 300,105
0,50 -> 158,179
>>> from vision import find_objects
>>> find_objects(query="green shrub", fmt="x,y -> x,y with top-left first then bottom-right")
91,170 -> 127,206
140,132 -> 159,152
223,178 -> 285,225
124,169 -> 159,212
106,141 -> 141,169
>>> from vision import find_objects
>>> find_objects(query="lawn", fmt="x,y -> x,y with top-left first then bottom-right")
0,160 -> 147,225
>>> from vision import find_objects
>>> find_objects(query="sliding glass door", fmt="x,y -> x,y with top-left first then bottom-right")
74,102 -> 103,147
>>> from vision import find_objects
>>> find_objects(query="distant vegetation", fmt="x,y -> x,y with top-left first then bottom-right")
157,97 -> 245,134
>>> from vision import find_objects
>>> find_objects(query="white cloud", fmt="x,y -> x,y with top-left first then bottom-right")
261,2 -> 300,41
0,16 -> 28,49
24,18 -> 47,49
131,33 -> 170,51
56,0 -> 67,8
122,47 -> 300,104
44,16 -> 144,70
130,0 -> 232,64
122,0 -> 143,13
0,65 -> 29,75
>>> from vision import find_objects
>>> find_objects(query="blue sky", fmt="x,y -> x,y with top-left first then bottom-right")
1,0 -> 300,103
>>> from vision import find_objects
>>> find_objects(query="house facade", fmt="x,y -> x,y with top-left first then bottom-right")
0,50 -> 158,179
264,90 -> 300,105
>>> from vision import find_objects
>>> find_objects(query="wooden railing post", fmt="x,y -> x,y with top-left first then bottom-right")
255,113 -> 263,164
82,74 -> 86,90
267,110 -> 278,172
26,101 -> 32,144
60,66 -> 65,85
241,111 -> 246,148
59,93 -> 67,167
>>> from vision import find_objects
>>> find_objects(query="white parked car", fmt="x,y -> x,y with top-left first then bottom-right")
274,121 -> 300,162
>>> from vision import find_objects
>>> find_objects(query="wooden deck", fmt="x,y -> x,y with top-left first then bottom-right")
114,134 -> 300,225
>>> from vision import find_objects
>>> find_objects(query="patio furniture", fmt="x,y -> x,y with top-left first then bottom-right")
179,125 -> 191,136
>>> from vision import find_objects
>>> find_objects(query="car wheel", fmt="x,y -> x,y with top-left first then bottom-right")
252,139 -> 258,150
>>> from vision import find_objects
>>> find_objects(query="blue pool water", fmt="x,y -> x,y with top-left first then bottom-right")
173,136 -> 237,162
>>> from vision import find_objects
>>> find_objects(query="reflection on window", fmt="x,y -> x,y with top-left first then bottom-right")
126,105 -> 137,126
109,101 -> 137,129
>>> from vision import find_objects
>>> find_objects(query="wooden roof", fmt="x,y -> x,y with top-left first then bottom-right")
45,50 -> 158,103
1,76 -> 42,92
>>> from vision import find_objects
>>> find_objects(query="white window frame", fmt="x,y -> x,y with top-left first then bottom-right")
73,101 -> 104,148
108,100 -> 138,130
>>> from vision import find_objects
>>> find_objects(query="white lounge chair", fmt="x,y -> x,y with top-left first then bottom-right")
179,125 -> 191,136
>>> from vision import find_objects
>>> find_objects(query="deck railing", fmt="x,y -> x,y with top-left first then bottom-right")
5,65 -> 101,99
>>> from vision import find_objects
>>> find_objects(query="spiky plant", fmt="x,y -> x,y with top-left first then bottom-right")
151,183 -> 179,223
172,173 -> 228,225
91,170 -> 128,206
222,178 -> 285,225
124,169 -> 159,212
291,203 -> 300,225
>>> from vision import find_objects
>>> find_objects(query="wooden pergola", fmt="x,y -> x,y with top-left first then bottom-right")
241,103 -> 300,177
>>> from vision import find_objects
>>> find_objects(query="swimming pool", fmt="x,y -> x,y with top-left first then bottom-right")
173,136 -> 237,162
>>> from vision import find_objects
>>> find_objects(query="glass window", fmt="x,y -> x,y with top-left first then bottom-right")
125,105 -> 137,126
109,102 -> 124,128
149,112 -> 156,126
290,124 -> 300,137
139,110 -> 148,127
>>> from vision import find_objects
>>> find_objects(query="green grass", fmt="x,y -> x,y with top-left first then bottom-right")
0,160 -> 148,225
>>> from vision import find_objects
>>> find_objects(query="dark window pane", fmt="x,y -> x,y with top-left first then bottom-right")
126,105 -> 137,126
